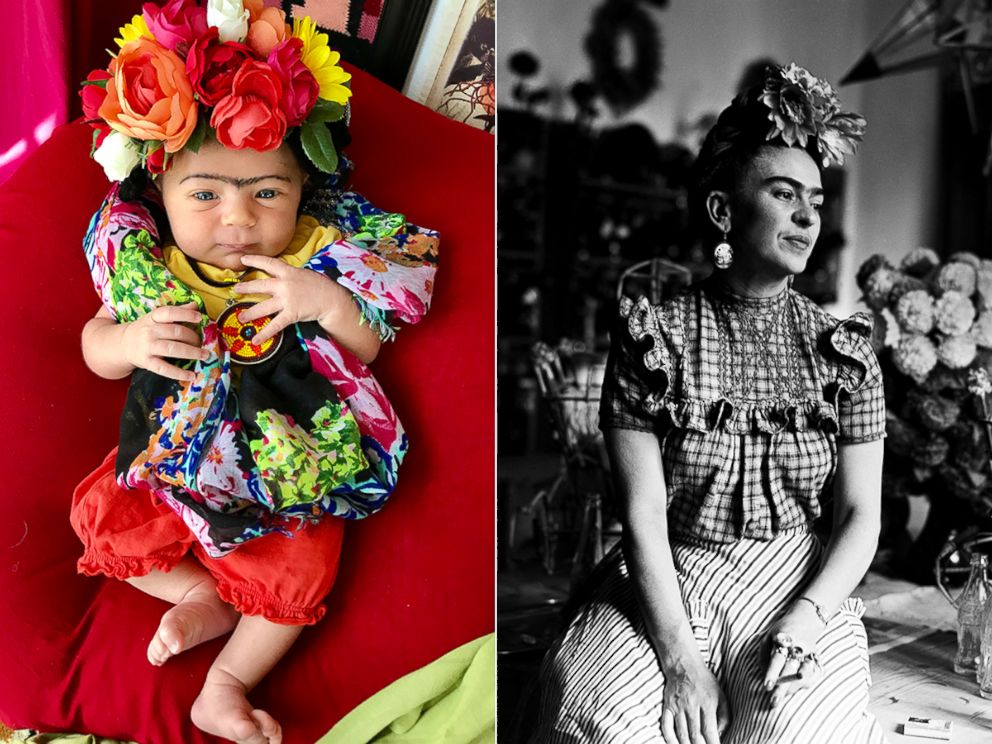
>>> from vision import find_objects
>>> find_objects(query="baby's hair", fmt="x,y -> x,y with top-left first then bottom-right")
117,119 -> 353,206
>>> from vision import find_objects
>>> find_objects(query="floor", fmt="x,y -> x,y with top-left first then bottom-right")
498,534 -> 992,743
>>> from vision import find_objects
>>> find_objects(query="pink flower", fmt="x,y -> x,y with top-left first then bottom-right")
210,60 -> 287,151
142,0 -> 208,57
267,38 -> 319,127
186,27 -> 255,107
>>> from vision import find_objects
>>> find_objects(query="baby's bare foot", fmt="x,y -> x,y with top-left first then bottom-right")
147,583 -> 239,666
191,670 -> 282,744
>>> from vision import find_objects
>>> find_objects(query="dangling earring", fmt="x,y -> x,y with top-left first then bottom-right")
713,229 -> 733,270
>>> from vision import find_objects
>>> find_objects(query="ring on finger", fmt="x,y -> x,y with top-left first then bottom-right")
787,646 -> 805,662
771,645 -> 789,658
802,651 -> 822,669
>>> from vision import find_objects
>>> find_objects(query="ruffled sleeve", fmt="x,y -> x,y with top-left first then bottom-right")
828,312 -> 886,444
598,295 -> 674,433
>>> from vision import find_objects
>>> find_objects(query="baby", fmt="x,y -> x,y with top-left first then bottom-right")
74,2 -> 437,742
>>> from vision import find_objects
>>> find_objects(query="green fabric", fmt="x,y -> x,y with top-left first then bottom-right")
10,732 -> 136,744
319,634 -> 495,744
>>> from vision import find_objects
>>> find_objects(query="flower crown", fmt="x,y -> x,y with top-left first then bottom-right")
80,0 -> 351,182
754,63 -> 866,167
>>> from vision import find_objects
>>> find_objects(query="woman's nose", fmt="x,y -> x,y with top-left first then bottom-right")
793,203 -> 816,228
222,197 -> 256,228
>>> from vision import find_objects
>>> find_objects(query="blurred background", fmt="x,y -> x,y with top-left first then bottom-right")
497,0 -> 992,739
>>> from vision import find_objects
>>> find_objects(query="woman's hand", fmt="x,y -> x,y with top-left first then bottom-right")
761,600 -> 826,707
234,254 -> 351,346
661,656 -> 730,744
121,302 -> 207,382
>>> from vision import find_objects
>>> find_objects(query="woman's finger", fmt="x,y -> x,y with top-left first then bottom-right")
674,710 -> 692,744
684,708 -> 705,744
763,644 -> 788,690
700,708 -> 722,744
716,691 -> 731,735
661,708 -> 679,744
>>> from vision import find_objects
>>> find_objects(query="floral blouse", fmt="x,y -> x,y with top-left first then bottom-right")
599,278 -> 886,544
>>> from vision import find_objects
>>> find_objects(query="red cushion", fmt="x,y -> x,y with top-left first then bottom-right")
0,66 -> 494,743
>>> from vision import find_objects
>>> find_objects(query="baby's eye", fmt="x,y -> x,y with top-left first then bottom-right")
256,188 -> 278,199
192,191 -> 215,202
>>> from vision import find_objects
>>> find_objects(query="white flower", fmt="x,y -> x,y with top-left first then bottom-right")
973,311 -> 992,348
93,131 -> 142,182
934,290 -> 976,336
900,247 -> 940,278
893,334 -> 937,382
977,269 -> 992,310
207,0 -> 249,43
936,262 -> 977,296
937,335 -> 977,369
895,289 -> 934,334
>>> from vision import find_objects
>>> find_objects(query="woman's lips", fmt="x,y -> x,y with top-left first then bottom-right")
783,235 -> 811,249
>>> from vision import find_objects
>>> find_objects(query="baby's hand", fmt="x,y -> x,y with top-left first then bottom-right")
122,302 -> 208,383
234,254 -> 351,346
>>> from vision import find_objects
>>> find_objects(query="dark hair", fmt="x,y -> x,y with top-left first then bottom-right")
689,79 -> 823,238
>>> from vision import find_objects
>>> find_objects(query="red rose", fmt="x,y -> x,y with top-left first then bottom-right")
210,60 -> 287,151
267,38 -> 318,127
142,0 -> 208,57
187,28 -> 255,107
80,69 -> 112,121
146,144 -> 168,174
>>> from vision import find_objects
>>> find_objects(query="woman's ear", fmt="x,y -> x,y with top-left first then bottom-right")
705,190 -> 732,233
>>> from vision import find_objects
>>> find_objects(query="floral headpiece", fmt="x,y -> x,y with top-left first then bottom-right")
80,0 -> 351,182
756,63 -> 866,167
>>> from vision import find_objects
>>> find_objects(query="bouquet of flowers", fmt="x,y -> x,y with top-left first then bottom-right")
81,0 -> 351,181
857,249 -> 992,516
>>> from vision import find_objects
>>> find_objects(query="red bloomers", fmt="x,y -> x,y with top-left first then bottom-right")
70,449 -> 344,625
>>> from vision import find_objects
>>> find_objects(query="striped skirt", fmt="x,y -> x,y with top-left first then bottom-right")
534,529 -> 888,743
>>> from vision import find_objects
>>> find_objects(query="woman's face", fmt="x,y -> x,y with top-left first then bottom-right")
726,146 -> 823,281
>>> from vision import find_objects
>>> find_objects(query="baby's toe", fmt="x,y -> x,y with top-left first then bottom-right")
251,709 -> 282,743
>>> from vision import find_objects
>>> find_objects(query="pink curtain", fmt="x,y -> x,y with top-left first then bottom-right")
0,0 -> 142,184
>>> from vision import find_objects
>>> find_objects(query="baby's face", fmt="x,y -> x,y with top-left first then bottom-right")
159,139 -> 306,271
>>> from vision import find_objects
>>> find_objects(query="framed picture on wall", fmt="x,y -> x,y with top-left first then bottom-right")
281,0 -> 434,90
405,0 -> 495,132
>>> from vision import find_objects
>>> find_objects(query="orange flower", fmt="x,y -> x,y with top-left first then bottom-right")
99,37 -> 198,153
245,6 -> 290,56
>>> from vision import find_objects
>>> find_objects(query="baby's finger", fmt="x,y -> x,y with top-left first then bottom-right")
150,339 -> 210,363
251,314 -> 291,346
240,254 -> 287,276
237,299 -> 282,324
233,277 -> 278,296
147,357 -> 197,383
151,302 -> 202,325
153,323 -> 203,349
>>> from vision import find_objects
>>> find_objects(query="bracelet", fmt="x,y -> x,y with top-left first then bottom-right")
797,596 -> 829,625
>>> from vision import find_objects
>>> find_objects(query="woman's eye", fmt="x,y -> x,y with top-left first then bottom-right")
812,202 -> 824,211
192,191 -> 215,202
775,190 -> 795,201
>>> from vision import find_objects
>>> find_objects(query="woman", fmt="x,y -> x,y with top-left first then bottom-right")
535,64 -> 888,744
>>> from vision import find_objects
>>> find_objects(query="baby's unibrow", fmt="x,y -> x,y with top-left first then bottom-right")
180,173 -> 292,187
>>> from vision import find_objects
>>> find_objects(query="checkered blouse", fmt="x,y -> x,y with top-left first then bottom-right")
599,278 -> 886,543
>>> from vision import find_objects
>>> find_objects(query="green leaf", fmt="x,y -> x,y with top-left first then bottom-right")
185,116 -> 209,154
300,121 -> 338,174
80,78 -> 109,89
307,99 -> 345,124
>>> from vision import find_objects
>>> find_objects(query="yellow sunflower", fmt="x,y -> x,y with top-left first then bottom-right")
114,14 -> 154,48
291,16 -> 352,105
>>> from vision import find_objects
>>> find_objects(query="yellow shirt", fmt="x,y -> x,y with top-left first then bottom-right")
163,215 -> 343,320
